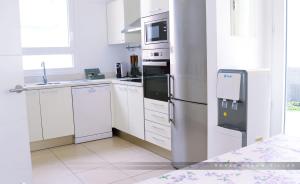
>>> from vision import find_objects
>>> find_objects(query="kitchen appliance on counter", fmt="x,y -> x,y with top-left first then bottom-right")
116,63 -> 127,78
85,68 -> 105,80
169,0 -> 208,168
142,12 -> 169,50
216,69 -> 271,155
130,54 -> 141,77
142,49 -> 170,102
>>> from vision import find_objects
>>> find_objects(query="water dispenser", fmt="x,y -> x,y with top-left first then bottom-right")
216,69 -> 271,149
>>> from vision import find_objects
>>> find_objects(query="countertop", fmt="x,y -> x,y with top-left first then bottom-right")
24,78 -> 143,90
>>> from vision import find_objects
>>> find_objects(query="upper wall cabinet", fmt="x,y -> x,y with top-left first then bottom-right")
106,0 -> 141,45
140,0 -> 169,18
0,0 -> 22,55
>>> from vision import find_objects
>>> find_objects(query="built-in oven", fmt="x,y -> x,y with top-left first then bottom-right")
141,12 -> 169,50
143,49 -> 170,102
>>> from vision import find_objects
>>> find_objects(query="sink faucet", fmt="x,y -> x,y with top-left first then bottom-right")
41,62 -> 48,84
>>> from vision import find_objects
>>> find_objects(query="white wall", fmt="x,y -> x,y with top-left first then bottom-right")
207,0 -> 274,158
73,0 -> 128,74
24,0 -> 132,81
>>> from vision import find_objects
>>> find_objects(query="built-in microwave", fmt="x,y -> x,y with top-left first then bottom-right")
141,12 -> 169,50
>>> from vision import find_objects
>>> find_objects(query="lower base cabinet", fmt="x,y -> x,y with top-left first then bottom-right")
40,87 -> 74,139
144,98 -> 171,150
112,84 -> 145,140
26,90 -> 43,142
26,87 -> 75,142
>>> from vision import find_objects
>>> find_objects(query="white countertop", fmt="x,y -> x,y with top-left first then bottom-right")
24,78 -> 143,90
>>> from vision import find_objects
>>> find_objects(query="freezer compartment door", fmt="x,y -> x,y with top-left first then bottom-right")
171,100 -> 207,167
170,0 -> 207,103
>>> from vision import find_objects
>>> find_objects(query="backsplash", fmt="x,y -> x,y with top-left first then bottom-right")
24,46 -> 141,84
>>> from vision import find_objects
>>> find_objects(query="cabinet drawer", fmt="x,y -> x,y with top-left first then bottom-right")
145,109 -> 169,126
146,131 -> 171,150
145,121 -> 170,138
145,98 -> 168,114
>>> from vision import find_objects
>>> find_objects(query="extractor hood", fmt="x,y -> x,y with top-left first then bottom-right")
121,18 -> 141,33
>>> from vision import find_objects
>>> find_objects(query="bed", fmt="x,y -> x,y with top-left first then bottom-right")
137,135 -> 300,184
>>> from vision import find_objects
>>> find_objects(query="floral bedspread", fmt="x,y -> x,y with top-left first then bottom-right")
137,135 -> 300,184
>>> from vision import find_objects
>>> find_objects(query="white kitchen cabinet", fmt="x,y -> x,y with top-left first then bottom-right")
106,0 -> 141,44
140,0 -> 169,18
128,86 -> 145,140
26,90 -> 43,142
112,84 -> 129,132
0,0 -> 22,55
144,98 -> 171,150
40,87 -> 74,139
112,84 -> 145,139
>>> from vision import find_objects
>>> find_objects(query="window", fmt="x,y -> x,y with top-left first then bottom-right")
285,0 -> 300,137
19,0 -> 74,70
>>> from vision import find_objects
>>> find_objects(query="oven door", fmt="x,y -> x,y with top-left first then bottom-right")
143,62 -> 170,102
142,12 -> 169,50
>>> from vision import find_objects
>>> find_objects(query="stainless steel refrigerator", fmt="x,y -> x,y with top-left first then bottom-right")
169,0 -> 207,168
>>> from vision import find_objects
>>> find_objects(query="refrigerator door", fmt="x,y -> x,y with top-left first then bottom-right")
171,99 -> 207,168
170,0 -> 207,103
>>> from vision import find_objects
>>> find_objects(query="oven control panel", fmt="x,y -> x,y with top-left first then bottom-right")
142,49 -> 170,60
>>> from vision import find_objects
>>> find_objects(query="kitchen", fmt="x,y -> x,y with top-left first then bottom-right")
0,0 -> 295,184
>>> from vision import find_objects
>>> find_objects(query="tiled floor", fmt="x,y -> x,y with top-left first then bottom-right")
31,137 -> 174,184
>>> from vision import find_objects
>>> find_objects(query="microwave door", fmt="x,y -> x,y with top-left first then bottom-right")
141,12 -> 169,50
145,21 -> 168,43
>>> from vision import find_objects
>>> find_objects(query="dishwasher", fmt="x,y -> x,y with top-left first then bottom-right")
72,84 -> 112,143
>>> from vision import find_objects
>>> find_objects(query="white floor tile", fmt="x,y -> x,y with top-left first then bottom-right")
76,167 -> 129,184
31,137 -> 171,184
51,144 -> 113,173
31,149 -> 82,184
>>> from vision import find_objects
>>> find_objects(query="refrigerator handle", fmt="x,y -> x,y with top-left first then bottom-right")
168,74 -> 174,98
169,100 -> 175,124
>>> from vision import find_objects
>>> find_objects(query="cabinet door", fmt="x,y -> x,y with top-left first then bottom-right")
26,90 -> 43,142
128,86 -> 145,140
140,0 -> 169,18
107,0 -> 125,44
112,84 -> 129,132
40,88 -> 74,139
0,0 -> 22,55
